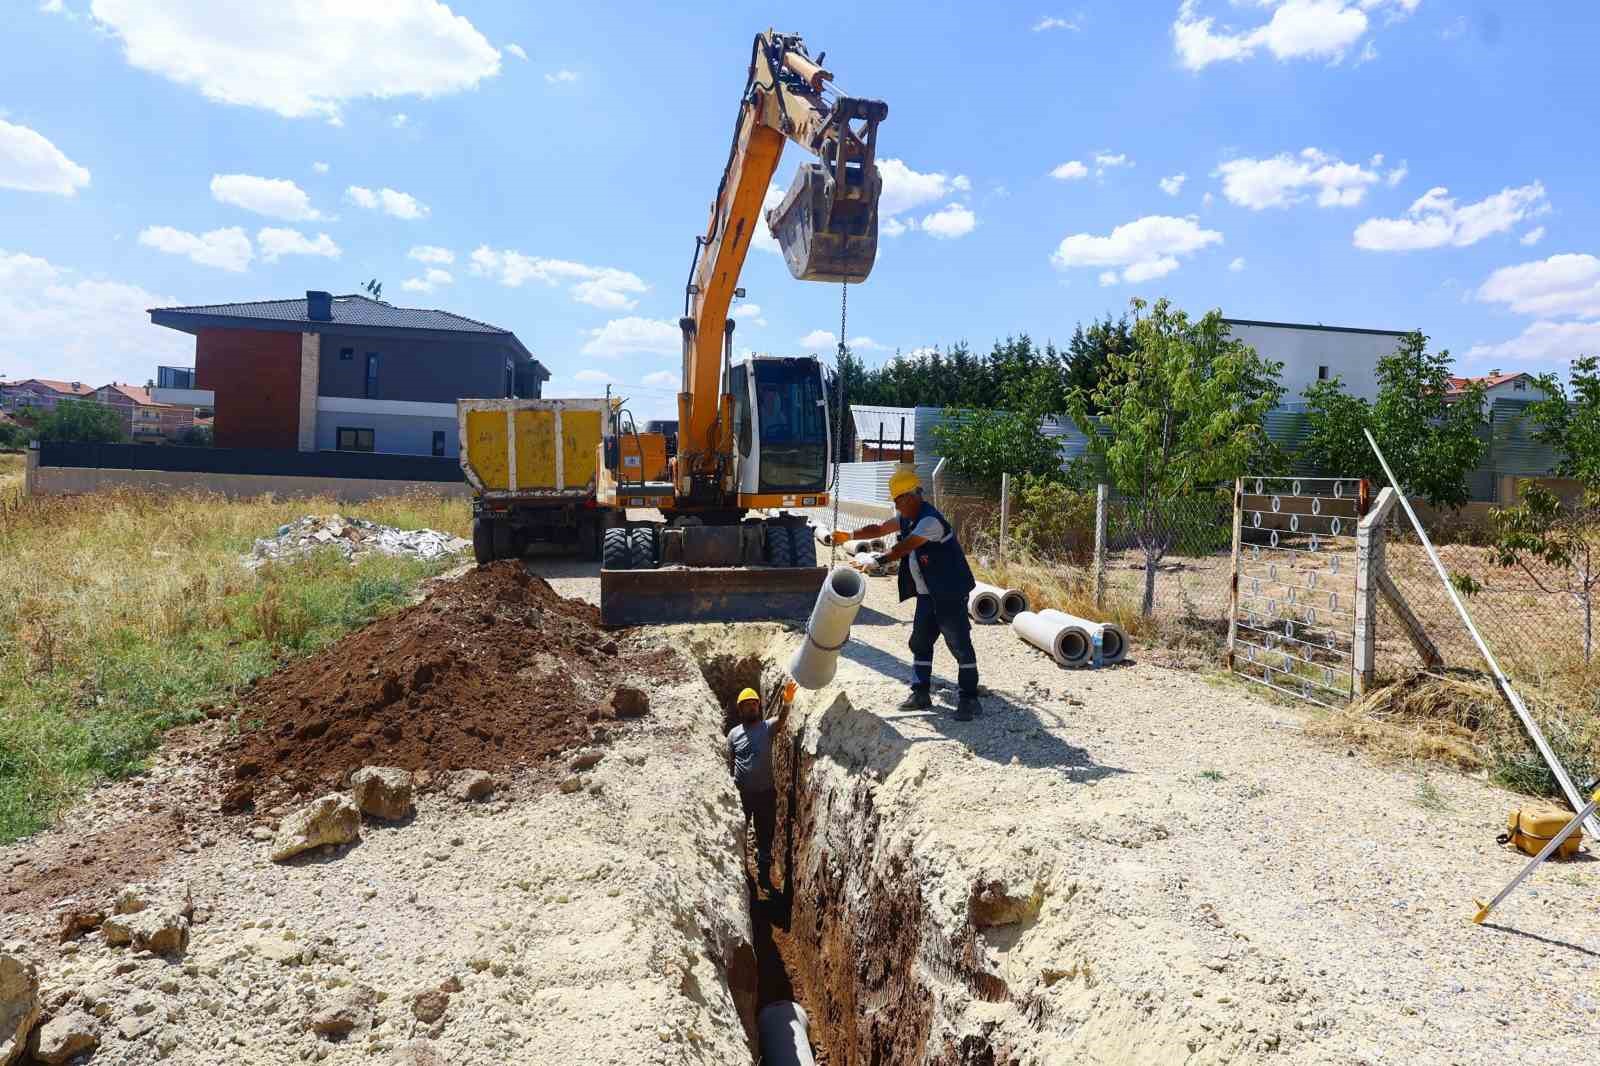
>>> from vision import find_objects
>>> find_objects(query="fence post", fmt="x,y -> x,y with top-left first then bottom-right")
999,472 -> 1011,568
1226,478 -> 1243,671
1355,486 -> 1392,694
1093,483 -> 1109,609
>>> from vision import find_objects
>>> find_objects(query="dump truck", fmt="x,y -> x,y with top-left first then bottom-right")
458,397 -> 612,564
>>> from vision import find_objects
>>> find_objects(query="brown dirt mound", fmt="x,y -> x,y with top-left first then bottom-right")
220,562 -> 676,809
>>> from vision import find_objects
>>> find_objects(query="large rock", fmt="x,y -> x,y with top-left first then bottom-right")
451,770 -> 494,801
31,1010 -> 99,1065
389,1040 -> 447,1066
271,794 -> 362,861
0,952 -> 40,1066
310,986 -> 375,1041
611,686 -> 649,718
101,909 -> 190,956
350,767 -> 414,821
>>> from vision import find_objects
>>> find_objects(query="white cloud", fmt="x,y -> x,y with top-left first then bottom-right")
1385,160 -> 1408,187
40,0 -> 66,12
1229,256 -> 1246,272
642,370 -> 678,389
573,369 -> 613,384
920,203 -> 977,239
1216,148 -> 1379,210
408,245 -> 455,265
1050,160 -> 1088,181
545,69 -> 579,84
0,249 -> 188,384
1032,16 -> 1079,31
1051,214 -> 1223,284
256,227 -> 340,262
881,216 -> 911,237
1097,271 -> 1120,287
399,267 -> 453,294
469,246 -> 648,310
209,173 -> 323,221
1094,152 -> 1132,174
1520,226 -> 1546,247
752,182 -> 786,254
345,185 -> 429,220
582,317 -> 680,357
878,158 -> 969,217
0,118 -> 91,196
505,43 -> 527,61
137,225 -> 253,272
311,161 -> 329,174
731,302 -> 767,327
88,1 -> 501,122
1465,320 -> 1600,366
1172,0 -> 1414,71
1353,182 -> 1549,251
1159,173 -> 1187,196
848,337 -> 889,351
1355,40 -> 1378,65
390,113 -> 409,129
1476,254 -> 1600,319
799,329 -> 836,350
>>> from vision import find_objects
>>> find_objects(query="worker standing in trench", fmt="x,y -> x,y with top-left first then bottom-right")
727,687 -> 777,894
831,468 -> 982,720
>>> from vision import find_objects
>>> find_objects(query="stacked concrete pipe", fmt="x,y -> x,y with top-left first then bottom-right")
969,581 -> 1029,624
1010,611 -> 1093,668
758,1001 -> 816,1066
1039,608 -> 1128,666
789,565 -> 868,689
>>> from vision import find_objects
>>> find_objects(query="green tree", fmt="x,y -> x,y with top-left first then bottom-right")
1523,354 -> 1600,490
1298,330 -> 1486,509
31,400 -> 126,443
1069,297 -> 1284,616
1063,315 -> 1133,414
932,408 -> 1067,485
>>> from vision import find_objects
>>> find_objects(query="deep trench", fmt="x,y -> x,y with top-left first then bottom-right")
694,643 -> 1009,1066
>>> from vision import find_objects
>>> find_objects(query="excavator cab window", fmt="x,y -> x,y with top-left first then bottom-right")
753,359 -> 826,493
730,364 -> 752,457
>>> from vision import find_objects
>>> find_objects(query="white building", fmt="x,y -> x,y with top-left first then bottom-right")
1223,318 -> 1410,403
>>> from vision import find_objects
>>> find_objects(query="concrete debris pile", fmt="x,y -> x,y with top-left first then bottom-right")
245,514 -> 469,569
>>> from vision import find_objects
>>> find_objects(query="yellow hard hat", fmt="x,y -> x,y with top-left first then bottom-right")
737,687 -> 760,705
888,467 -> 920,500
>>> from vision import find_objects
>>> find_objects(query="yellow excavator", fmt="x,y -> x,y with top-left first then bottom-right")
595,29 -> 887,625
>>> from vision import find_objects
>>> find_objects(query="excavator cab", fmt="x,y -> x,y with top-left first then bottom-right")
768,96 -> 887,283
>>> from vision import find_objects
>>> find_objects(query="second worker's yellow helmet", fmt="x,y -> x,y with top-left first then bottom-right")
888,467 -> 921,501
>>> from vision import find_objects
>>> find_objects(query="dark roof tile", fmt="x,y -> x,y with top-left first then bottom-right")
150,293 -> 513,335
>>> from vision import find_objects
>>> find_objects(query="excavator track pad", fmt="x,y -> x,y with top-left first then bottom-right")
600,566 -> 825,626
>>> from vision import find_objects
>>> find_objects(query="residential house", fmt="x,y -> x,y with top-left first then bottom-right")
149,291 -> 548,457
1446,370 -> 1549,412
0,378 -> 97,413
1221,319 -> 1411,403
92,383 -> 194,442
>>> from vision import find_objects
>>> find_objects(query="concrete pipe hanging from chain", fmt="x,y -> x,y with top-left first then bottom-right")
1039,608 -> 1128,666
970,582 -> 1030,624
1011,611 -> 1093,668
758,1001 -> 816,1066
789,565 -> 868,689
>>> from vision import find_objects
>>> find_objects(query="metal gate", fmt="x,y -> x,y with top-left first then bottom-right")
1228,476 -> 1366,707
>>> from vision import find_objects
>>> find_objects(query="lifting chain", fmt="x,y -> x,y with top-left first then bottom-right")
829,280 -> 848,566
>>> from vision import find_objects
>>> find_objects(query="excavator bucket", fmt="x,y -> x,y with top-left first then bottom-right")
769,161 -> 882,284
600,566 -> 826,627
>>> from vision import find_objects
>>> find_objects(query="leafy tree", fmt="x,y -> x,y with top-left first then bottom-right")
1069,297 -> 1285,616
932,407 -> 1068,485
30,400 -> 125,443
1298,330 -> 1486,509
1523,354 -> 1600,490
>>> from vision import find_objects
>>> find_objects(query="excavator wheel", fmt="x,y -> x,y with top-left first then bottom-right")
765,525 -> 796,568
628,527 -> 658,570
602,527 -> 632,571
792,529 -> 818,568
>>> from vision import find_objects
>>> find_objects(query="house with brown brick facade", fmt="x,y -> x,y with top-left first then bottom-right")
148,291 -> 547,457
0,378 -> 97,413
91,383 -> 194,442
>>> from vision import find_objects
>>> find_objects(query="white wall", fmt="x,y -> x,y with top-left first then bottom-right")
1224,320 -> 1407,403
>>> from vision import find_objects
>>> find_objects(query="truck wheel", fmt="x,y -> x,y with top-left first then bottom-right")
766,524 -> 796,568
793,529 -> 817,568
472,516 -> 494,565
492,519 -> 514,561
629,526 -> 657,570
602,527 -> 632,571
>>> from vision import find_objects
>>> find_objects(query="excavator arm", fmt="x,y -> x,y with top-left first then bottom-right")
676,30 -> 887,489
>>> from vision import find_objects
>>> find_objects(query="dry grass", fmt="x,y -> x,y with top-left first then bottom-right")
0,486 -> 472,840
0,452 -> 23,509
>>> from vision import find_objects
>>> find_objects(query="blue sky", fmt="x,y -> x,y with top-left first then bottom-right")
3,1 -> 1598,422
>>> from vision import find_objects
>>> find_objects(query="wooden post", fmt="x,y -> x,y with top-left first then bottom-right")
1226,477 -> 1244,671
1093,483 -> 1109,609
999,472 -> 1011,568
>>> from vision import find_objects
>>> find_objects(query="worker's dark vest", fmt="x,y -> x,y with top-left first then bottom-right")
896,501 -> 977,603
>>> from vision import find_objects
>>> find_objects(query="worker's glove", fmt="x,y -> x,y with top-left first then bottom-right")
870,553 -> 889,569
829,530 -> 852,546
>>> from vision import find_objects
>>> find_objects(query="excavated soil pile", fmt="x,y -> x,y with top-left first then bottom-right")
219,561 -> 676,808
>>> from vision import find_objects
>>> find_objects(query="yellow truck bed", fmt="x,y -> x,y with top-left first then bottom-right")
457,398 -> 610,498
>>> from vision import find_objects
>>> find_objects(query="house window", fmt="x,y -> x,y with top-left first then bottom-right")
1513,378 -> 1527,391
364,353 -> 380,398
1317,365 -> 1330,381
339,347 -> 354,361
432,430 -> 446,457
336,427 -> 375,452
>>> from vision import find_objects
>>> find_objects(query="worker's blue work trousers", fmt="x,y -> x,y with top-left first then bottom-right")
909,595 -> 979,697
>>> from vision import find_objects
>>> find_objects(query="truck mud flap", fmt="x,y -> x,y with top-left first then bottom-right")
600,566 -> 826,627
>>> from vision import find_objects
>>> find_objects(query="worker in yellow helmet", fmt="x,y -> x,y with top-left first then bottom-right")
831,467 -> 982,720
726,686 -> 776,893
